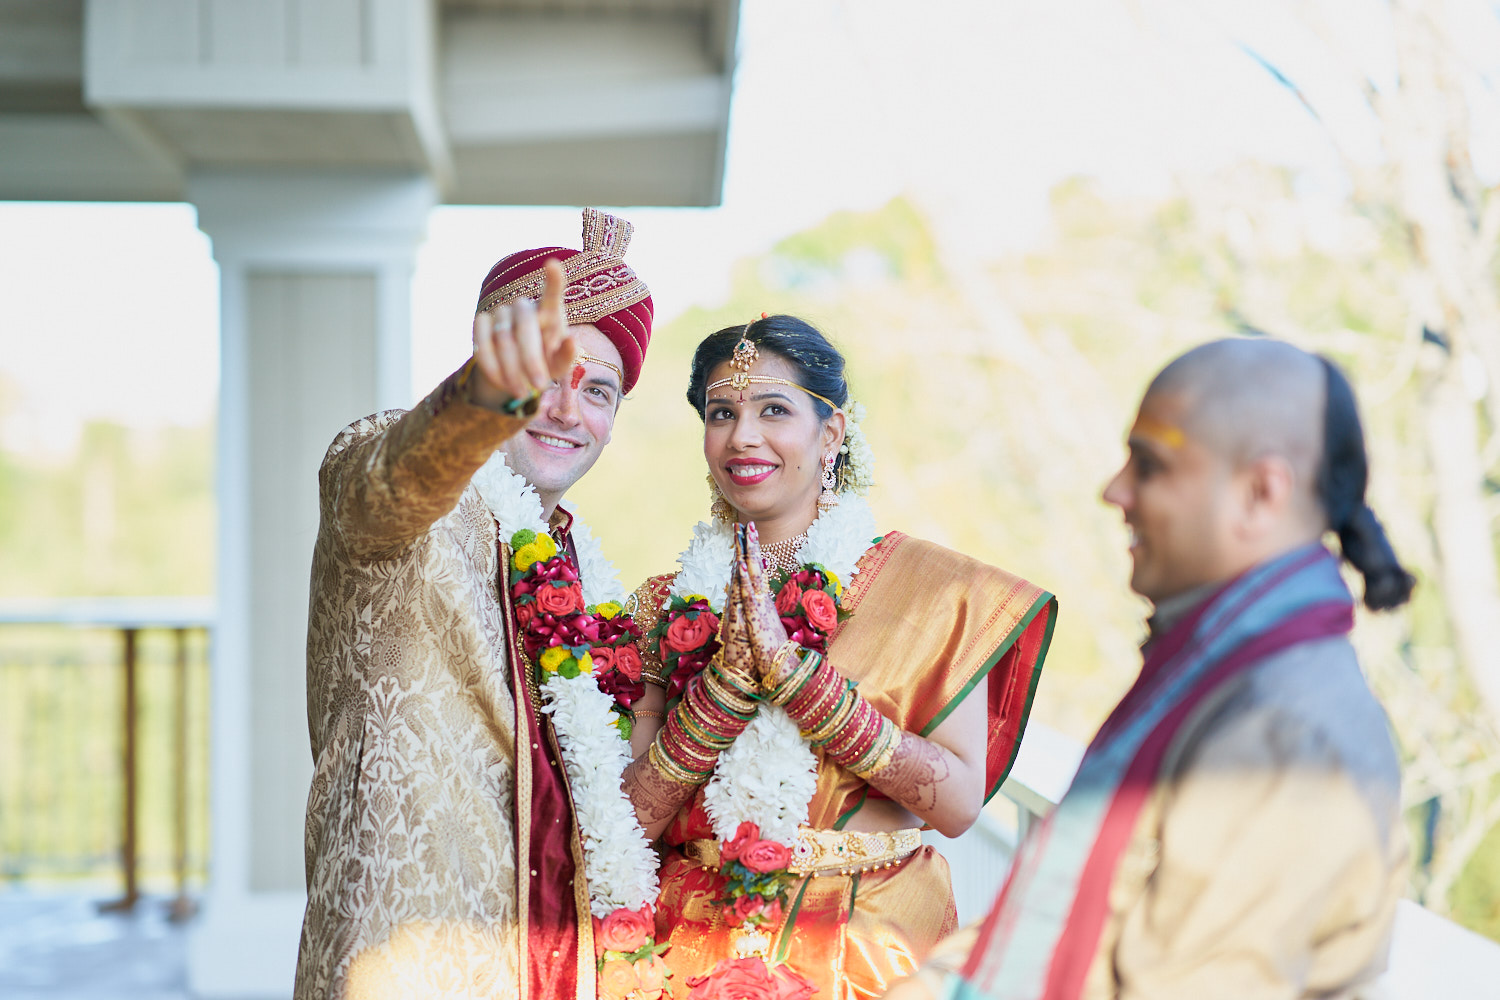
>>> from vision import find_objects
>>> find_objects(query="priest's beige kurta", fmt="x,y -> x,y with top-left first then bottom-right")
294,366 -> 532,1000
905,634 -> 1407,1000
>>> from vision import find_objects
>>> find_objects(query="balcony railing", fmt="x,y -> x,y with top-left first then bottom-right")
0,598 -> 213,919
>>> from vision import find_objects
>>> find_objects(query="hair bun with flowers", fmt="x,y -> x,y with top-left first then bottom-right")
837,401 -> 875,496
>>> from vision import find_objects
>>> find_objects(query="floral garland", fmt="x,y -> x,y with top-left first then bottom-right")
472,452 -> 667,1000
647,493 -> 879,996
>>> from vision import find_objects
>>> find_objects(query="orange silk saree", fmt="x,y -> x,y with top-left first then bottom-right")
652,532 -> 1056,999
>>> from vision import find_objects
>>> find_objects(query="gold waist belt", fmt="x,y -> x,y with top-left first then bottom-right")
685,826 -> 923,878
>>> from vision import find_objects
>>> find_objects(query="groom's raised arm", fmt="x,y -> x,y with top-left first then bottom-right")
320,261 -> 576,561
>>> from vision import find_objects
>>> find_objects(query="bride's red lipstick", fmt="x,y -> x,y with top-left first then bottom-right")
725,458 -> 776,486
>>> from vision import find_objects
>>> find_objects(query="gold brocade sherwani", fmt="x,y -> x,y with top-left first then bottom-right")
294,366 -> 593,1000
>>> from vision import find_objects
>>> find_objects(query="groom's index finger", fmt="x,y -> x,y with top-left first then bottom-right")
539,258 -> 567,342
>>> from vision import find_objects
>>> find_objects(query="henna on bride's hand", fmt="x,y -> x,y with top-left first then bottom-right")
623,754 -> 698,827
733,531 -> 788,675
866,735 -> 950,815
716,557 -> 760,687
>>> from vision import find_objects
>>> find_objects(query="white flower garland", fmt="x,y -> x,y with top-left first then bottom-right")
472,451 -> 657,917
664,493 -> 880,842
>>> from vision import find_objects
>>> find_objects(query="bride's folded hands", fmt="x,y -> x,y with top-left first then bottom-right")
735,521 -> 988,839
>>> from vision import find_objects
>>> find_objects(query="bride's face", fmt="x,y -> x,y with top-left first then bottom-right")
702,351 -> 842,529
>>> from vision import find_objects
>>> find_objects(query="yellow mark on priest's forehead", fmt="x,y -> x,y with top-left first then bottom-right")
1130,415 -> 1187,450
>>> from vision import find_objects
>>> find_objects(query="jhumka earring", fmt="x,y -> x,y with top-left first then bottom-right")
817,452 -> 840,513
708,473 -> 735,523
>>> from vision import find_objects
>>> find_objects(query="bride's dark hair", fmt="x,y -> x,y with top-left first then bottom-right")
688,314 -> 851,477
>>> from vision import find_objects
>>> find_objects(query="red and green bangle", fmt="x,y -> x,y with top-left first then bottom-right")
768,647 -> 903,780
648,665 -> 758,785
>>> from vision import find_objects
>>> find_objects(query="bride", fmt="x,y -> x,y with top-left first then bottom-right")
619,314 -> 1057,999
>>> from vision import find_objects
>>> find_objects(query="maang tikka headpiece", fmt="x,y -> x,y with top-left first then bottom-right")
728,323 -> 759,399
706,316 -> 840,411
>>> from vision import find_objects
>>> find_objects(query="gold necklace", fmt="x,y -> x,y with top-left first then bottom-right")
760,532 -> 808,576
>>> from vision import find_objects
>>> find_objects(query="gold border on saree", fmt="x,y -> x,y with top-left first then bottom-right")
686,826 -> 922,878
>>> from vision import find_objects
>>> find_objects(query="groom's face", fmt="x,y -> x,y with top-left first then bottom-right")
498,324 -> 623,502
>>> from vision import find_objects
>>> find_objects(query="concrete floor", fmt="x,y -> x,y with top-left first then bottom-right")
0,889 -> 191,1000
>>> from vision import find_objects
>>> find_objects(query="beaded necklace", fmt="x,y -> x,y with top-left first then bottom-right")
759,532 -> 809,577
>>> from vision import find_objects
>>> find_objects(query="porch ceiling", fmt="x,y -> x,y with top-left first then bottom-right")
0,0 -> 739,206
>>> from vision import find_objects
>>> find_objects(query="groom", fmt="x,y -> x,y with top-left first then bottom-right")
295,209 -> 653,1000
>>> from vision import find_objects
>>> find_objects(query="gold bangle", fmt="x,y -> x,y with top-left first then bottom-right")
632,709 -> 665,720
850,724 -> 902,779
769,649 -> 821,706
704,668 -> 759,716
712,649 -> 759,695
648,740 -> 705,785
763,639 -> 803,692
804,690 -> 858,745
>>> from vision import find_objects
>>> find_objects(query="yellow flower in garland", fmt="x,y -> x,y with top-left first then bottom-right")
538,645 -> 594,677
823,570 -> 842,599
512,533 -> 559,572
595,601 -> 623,620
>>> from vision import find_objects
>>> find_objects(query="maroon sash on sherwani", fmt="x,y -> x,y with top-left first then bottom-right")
502,517 -> 595,1000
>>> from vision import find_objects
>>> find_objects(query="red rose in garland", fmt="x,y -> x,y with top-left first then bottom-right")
774,580 -> 803,616
686,957 -> 776,1000
613,643 -> 643,682
799,589 -> 837,631
597,905 -> 653,953
664,610 -> 719,653
590,645 -> 616,674
732,894 -> 765,922
537,582 -> 584,616
721,821 -> 759,862
739,839 -> 792,874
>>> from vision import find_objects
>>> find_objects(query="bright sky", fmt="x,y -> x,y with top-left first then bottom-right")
2,0 -> 1497,455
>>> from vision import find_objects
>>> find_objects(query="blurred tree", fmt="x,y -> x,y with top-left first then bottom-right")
1217,0 -> 1500,929
0,420 -> 214,598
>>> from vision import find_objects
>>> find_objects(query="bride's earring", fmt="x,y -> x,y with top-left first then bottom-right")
817,452 -> 840,513
708,473 -> 735,523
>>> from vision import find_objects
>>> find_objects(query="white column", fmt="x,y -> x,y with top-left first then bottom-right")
188,170 -> 434,999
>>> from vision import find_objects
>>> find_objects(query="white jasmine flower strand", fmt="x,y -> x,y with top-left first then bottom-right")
702,706 -> 817,843
668,518 -> 736,612
472,451 -> 547,538
541,674 -> 659,916
471,452 -> 654,920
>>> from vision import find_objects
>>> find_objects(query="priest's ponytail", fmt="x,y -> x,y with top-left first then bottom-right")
1317,356 -> 1416,610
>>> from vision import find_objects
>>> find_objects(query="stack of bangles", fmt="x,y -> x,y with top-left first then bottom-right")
764,641 -> 903,780
648,662 -> 759,785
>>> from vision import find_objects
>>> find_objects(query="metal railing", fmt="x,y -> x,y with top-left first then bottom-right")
0,598 -> 213,919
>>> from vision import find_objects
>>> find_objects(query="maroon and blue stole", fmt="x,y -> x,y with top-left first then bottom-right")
955,544 -> 1355,999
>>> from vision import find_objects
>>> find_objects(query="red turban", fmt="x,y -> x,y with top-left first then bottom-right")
475,208 -> 654,393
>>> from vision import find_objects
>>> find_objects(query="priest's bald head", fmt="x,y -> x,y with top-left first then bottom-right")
1103,338 -> 1413,610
